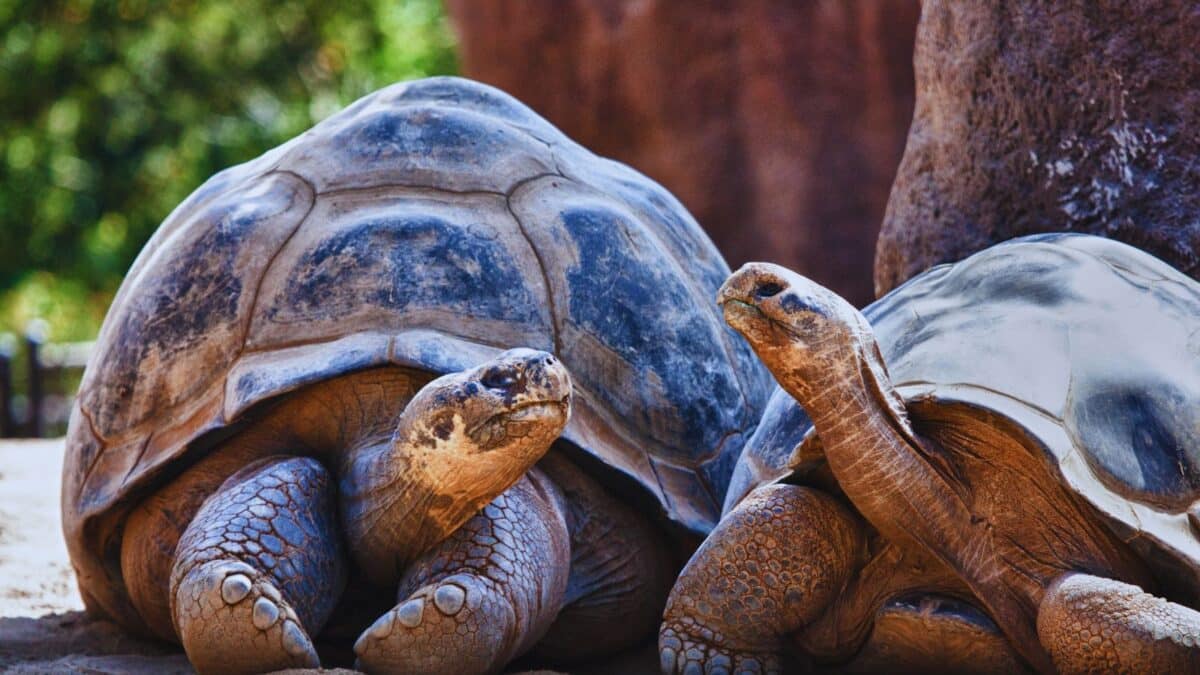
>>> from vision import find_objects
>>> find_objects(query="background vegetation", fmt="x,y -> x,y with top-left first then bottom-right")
0,0 -> 458,342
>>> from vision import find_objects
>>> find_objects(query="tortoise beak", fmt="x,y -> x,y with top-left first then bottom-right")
718,265 -> 757,308
721,299 -> 765,334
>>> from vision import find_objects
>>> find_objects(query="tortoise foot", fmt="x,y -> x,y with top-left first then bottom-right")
354,573 -> 513,675
356,473 -> 571,674
659,622 -> 781,675
174,559 -> 319,675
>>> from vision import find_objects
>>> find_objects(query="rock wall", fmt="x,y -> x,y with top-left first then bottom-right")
877,0 -> 1200,296
447,0 -> 919,306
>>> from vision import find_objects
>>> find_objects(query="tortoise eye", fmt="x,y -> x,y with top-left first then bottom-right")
755,282 -> 784,299
481,367 -> 519,390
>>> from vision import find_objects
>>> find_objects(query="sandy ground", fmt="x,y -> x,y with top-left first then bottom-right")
0,439 -> 657,674
0,439 -> 189,673
0,439 -> 82,617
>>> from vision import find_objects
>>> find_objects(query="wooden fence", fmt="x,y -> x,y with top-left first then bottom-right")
0,323 -> 92,438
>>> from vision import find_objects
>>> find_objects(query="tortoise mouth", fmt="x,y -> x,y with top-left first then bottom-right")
721,298 -> 764,324
722,298 -> 785,336
722,297 -> 815,343
469,396 -> 570,438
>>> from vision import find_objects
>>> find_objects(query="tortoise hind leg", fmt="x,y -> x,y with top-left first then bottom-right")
529,452 -> 675,663
1037,572 -> 1200,674
170,456 -> 347,675
354,468 -> 571,675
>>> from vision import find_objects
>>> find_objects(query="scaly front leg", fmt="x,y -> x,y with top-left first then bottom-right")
1038,573 -> 1200,674
353,468 -> 571,675
659,484 -> 864,675
170,456 -> 347,675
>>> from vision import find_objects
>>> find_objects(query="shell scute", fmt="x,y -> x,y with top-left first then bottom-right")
510,177 -> 761,472
246,190 -> 551,354
79,171 -> 314,443
273,104 -> 556,195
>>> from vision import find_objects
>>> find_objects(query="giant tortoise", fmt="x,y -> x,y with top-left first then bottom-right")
661,234 -> 1200,674
62,76 -> 770,674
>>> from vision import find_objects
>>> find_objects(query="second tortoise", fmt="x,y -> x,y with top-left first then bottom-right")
662,234 -> 1200,674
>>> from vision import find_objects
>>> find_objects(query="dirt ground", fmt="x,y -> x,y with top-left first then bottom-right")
0,439 -> 657,674
0,440 -> 188,672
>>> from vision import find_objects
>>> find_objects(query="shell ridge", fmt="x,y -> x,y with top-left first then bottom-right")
74,404 -> 109,498
318,181 -> 505,199
503,177 -> 564,356
236,169 -> 319,353
315,172 -> 563,200
897,381 -> 1065,424
118,434 -> 154,490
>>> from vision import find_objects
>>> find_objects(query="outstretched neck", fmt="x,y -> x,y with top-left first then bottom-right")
781,335 -> 1059,673
786,341 -> 970,557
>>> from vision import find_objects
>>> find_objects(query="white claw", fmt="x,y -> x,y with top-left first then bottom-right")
252,597 -> 280,630
396,598 -> 425,628
281,620 -> 312,658
220,574 -> 252,605
368,613 -> 395,639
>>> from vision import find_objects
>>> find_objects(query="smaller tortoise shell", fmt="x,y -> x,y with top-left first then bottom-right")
731,233 -> 1200,599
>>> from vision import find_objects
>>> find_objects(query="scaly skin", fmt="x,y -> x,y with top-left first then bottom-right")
660,484 -> 864,674
355,469 -> 569,674
1038,573 -> 1200,674
534,452 -> 675,663
170,456 -> 345,675
356,455 -> 675,674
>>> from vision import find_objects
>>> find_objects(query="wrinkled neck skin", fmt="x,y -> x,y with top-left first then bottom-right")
783,340 -> 973,660
767,331 -> 975,586
339,406 -> 552,587
767,331 -> 1061,670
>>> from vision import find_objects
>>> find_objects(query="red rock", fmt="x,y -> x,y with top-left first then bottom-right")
447,0 -> 919,306
877,0 -> 1200,296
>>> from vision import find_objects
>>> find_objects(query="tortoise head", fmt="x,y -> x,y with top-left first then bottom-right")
717,262 -> 907,426
394,347 -> 572,503
718,263 -> 870,383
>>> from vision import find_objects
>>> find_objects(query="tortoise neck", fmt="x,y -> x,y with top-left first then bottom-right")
783,338 -> 971,561
338,435 -> 435,584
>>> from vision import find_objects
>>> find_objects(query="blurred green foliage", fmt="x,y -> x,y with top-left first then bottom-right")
0,0 -> 457,342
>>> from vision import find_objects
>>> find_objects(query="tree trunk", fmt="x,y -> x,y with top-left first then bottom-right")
877,0 -> 1200,296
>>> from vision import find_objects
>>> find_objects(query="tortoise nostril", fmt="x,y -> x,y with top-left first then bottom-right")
755,282 -> 784,299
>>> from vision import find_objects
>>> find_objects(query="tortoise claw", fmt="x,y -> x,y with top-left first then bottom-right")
354,573 -> 513,675
658,623 -> 777,675
173,560 -> 319,675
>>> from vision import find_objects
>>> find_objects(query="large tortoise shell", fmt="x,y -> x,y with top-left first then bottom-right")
731,233 -> 1200,598
63,77 -> 771,623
